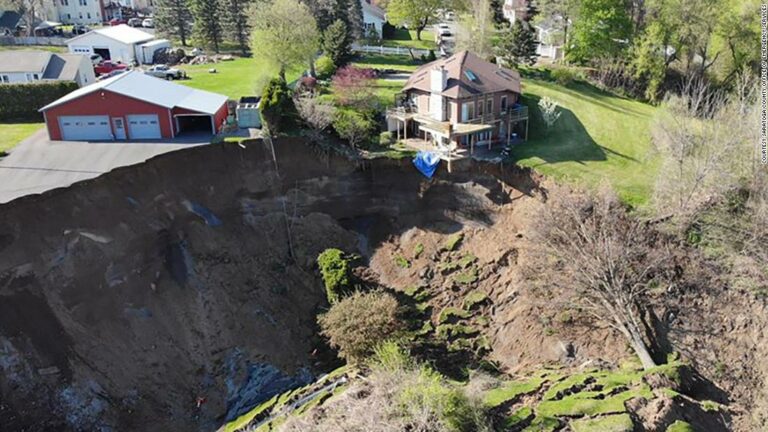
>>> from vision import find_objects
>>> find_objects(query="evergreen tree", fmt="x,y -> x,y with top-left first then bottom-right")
323,19 -> 352,66
344,0 -> 364,40
497,20 -> 538,67
489,0 -> 506,27
221,0 -> 251,55
154,0 -> 193,46
191,0 -> 223,52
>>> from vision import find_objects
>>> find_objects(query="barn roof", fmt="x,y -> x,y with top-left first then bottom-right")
40,71 -> 228,114
66,24 -> 154,45
403,50 -> 521,99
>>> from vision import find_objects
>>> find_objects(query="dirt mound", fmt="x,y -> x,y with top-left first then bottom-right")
0,139 -> 540,431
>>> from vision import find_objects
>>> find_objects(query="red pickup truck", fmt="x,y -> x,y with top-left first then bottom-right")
94,61 -> 127,76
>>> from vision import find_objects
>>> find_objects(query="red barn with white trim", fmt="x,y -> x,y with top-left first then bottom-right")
40,71 -> 229,141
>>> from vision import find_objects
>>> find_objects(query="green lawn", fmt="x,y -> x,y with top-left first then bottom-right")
0,45 -> 67,53
512,80 -> 659,207
351,54 -> 424,72
177,57 -> 305,99
382,28 -> 437,51
0,122 -> 43,155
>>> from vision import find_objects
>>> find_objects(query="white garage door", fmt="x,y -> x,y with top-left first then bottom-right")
59,115 -> 112,141
127,114 -> 161,139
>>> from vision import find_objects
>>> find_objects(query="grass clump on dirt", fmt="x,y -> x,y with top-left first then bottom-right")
484,378 -> 546,408
413,243 -> 424,259
463,291 -> 489,310
442,233 -> 464,251
537,385 -> 653,417
570,413 -> 633,432
454,268 -> 479,285
438,306 -> 472,323
504,406 -> 534,428
666,420 -> 695,432
317,248 -> 352,303
394,254 -> 411,268
435,323 -> 479,339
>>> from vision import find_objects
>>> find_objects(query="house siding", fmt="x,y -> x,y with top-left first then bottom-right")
44,89 -> 173,140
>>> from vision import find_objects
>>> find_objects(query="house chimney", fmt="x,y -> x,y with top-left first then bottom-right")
430,66 -> 447,93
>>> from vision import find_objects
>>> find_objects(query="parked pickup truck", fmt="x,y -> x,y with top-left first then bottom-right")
94,60 -> 127,76
144,64 -> 186,80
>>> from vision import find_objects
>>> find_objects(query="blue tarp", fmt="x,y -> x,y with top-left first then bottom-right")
413,151 -> 441,178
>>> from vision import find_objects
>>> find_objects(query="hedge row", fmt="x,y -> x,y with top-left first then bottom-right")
0,81 -> 79,121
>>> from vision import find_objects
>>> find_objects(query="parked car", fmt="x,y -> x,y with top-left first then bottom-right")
97,69 -> 128,81
142,18 -> 154,28
89,54 -> 103,65
108,18 -> 127,26
144,64 -> 185,80
94,60 -> 127,76
127,18 -> 143,27
438,27 -> 452,37
72,24 -> 89,34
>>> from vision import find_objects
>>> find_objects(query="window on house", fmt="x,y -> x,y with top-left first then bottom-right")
67,13 -> 71,19
33,73 -> 39,80
87,12 -> 91,18
466,101 -> 474,119
0,75 -> 9,83
500,96 -> 508,113
79,12 -> 82,18
477,99 -> 484,116
61,0 -> 68,5
487,99 -> 493,115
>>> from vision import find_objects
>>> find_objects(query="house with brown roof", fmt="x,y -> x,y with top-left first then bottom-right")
386,50 -> 529,158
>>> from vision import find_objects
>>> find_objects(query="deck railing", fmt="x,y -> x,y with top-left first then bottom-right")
464,106 -> 529,124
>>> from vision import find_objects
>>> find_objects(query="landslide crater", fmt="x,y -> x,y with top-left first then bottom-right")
0,138 -> 540,431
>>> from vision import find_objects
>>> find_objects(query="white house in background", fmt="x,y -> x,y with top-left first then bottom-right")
503,0 -> 528,24
0,50 -> 96,86
361,0 -> 386,38
52,0 -> 105,25
67,24 -> 154,64
535,18 -> 565,60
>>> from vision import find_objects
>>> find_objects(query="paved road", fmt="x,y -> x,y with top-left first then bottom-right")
0,129 -> 209,204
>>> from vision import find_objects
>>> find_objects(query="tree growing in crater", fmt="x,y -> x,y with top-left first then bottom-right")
318,291 -> 405,364
527,188 -> 677,370
317,248 -> 352,303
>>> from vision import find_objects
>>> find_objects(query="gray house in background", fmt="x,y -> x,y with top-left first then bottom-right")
0,51 -> 96,86
0,10 -> 22,35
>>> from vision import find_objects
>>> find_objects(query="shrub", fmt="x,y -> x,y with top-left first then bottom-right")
427,50 -> 437,62
379,131 -> 395,147
551,67 -> 578,86
0,81 -> 79,121
333,109 -> 376,149
322,19 -> 353,67
318,290 -> 404,363
316,55 -> 337,79
317,248 -> 352,303
260,77 -> 296,134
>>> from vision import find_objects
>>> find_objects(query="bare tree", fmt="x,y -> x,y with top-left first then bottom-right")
295,93 -> 336,141
527,187 -> 676,370
652,75 -> 756,222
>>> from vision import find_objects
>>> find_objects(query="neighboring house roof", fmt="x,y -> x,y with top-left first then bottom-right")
42,53 -> 88,81
0,10 -> 21,30
361,0 -> 386,20
0,50 -> 88,81
0,50 -> 52,73
40,71 -> 228,115
403,50 -> 521,99
66,24 -> 154,45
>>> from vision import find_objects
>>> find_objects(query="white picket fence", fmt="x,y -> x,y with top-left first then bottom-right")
352,44 -> 431,57
0,36 -> 68,46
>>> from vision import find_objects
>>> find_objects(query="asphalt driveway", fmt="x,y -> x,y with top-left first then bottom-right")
0,129 -> 210,204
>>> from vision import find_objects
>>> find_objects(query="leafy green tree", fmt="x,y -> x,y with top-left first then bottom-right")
567,0 -> 632,64
630,21 -> 667,102
220,0 -> 251,55
260,77 -> 296,134
317,248 -> 352,303
333,109 -> 375,149
250,0 -> 321,81
497,20 -> 538,67
322,19 -> 352,67
456,0 -> 495,58
154,0 -> 193,46
386,0 -> 445,40
190,0 -> 223,52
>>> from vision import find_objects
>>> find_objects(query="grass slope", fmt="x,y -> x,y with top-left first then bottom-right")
0,122 -> 43,154
512,80 -> 659,206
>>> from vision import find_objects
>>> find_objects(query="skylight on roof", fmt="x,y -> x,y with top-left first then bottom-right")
464,70 -> 477,81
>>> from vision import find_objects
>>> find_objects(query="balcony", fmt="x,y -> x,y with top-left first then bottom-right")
464,105 -> 529,125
